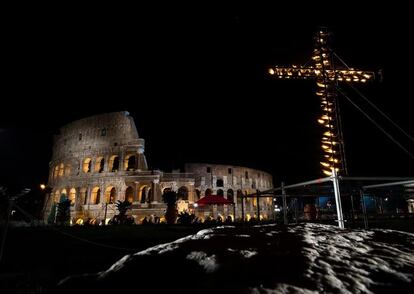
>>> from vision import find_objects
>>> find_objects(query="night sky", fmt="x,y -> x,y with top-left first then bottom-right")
1,3 -> 413,189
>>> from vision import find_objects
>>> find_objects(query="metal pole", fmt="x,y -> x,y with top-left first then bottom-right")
350,193 -> 355,222
362,180 -> 414,190
259,176 -> 332,195
282,182 -> 288,225
332,169 -> 345,229
104,202 -> 108,225
241,192 -> 245,222
360,189 -> 368,229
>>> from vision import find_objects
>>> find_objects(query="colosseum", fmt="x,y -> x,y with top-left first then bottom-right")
43,111 -> 274,224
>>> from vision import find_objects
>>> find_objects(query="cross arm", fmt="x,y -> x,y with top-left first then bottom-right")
268,66 -> 378,83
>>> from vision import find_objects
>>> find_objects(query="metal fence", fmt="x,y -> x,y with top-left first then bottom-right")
243,176 -> 414,229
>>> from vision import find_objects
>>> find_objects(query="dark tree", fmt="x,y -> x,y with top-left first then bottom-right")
55,195 -> 71,225
110,200 -> 133,225
162,190 -> 178,224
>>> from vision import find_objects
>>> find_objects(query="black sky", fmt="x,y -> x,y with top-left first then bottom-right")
1,3 -> 413,189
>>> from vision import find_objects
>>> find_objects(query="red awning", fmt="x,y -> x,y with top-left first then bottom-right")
195,195 -> 234,206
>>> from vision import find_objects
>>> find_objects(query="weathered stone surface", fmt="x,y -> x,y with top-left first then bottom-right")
44,112 -> 274,224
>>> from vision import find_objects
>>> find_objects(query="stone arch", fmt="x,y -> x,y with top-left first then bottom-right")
64,164 -> 72,176
227,189 -> 234,202
237,189 -> 243,207
95,157 -> 105,173
59,163 -> 65,177
54,190 -> 60,202
105,186 -> 116,203
162,187 -> 172,194
53,166 -> 59,179
177,186 -> 189,200
60,188 -> 67,198
69,188 -> 76,206
125,186 -> 134,203
195,189 -> 201,200
205,188 -> 212,196
90,187 -> 101,204
124,154 -> 137,171
83,158 -> 92,173
80,187 -> 88,205
140,185 -> 150,203
217,189 -> 224,197
109,155 -> 119,172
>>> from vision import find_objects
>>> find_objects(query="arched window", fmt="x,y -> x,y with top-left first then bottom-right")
125,186 -> 134,203
177,186 -> 189,200
64,164 -> 72,176
216,179 -> 224,187
227,189 -> 234,202
95,157 -> 105,173
140,186 -> 149,203
195,189 -> 201,200
83,158 -> 92,173
54,190 -> 60,202
90,187 -> 101,204
205,188 -> 212,196
109,155 -> 119,172
105,186 -> 116,203
80,187 -> 87,205
69,188 -> 76,206
59,163 -> 65,177
217,189 -> 224,197
53,166 -> 59,179
125,155 -> 137,171
237,190 -> 243,205
60,189 -> 67,203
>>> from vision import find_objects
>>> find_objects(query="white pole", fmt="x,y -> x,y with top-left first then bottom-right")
331,168 -> 345,229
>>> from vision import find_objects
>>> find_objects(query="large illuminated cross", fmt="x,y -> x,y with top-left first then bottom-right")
268,27 -> 378,176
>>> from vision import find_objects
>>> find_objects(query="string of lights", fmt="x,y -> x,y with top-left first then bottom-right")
268,28 -> 378,177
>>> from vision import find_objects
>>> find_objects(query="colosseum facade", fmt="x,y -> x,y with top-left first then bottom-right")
43,111 -> 274,224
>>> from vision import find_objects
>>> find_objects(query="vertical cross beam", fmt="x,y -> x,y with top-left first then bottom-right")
268,28 -> 377,177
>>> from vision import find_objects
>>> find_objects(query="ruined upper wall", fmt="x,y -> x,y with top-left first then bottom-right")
52,111 -> 142,161
185,163 -> 274,190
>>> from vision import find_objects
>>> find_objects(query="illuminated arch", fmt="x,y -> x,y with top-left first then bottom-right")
95,157 -> 105,173
125,186 -> 134,203
195,189 -> 201,200
83,158 -> 92,173
139,185 -> 150,203
124,154 -> 137,171
53,166 -> 59,179
90,187 -> 101,204
109,155 -> 119,172
177,186 -> 189,200
64,164 -> 72,176
59,163 -> 65,177
227,189 -> 234,202
105,186 -> 116,203
54,190 -> 60,202
69,188 -> 76,206
80,187 -> 88,205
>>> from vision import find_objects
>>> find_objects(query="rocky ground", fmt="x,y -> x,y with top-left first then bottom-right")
55,223 -> 414,293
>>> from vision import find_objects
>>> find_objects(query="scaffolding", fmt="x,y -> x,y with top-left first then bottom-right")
241,176 -> 414,229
